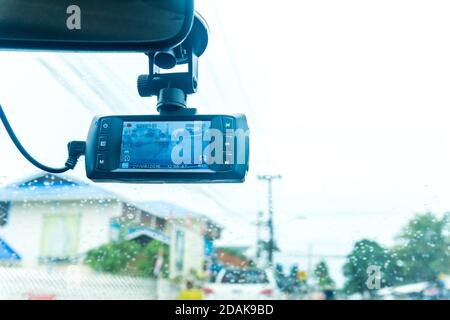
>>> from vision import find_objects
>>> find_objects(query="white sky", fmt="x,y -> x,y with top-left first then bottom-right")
2,0 -> 450,284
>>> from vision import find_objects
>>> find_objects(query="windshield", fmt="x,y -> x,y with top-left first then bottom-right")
221,269 -> 269,285
1,0 -> 450,301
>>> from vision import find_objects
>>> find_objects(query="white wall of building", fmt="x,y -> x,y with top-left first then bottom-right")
1,197 -> 212,282
0,199 -> 121,266
169,220 -> 206,280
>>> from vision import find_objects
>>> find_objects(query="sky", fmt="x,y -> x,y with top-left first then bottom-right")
2,0 -> 450,285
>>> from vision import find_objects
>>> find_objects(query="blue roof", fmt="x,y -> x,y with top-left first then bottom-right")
0,173 -> 115,202
0,238 -> 21,261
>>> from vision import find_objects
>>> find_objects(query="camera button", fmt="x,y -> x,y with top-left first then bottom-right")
225,135 -> 234,148
98,136 -> 108,150
225,152 -> 234,165
100,119 -> 112,133
223,117 -> 234,130
96,154 -> 107,170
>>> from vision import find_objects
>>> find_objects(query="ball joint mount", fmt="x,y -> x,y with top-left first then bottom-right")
137,14 -> 209,115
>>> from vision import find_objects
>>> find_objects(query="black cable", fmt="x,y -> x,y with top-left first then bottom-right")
0,104 -> 85,174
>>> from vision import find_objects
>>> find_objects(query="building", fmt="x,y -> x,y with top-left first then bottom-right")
0,173 -> 221,279
125,201 -> 222,280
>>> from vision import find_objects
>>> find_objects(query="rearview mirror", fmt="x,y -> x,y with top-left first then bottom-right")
0,0 -> 194,51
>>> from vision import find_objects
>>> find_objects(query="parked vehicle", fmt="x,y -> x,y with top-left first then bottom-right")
203,268 -> 281,300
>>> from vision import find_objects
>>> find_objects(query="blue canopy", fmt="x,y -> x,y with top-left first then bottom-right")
0,238 -> 21,261
125,226 -> 170,245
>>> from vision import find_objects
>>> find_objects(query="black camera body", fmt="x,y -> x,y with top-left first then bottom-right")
84,16 -> 252,184
85,114 -> 249,183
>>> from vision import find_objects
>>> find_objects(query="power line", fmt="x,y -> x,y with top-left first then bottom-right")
188,185 -> 252,221
208,0 -> 273,168
210,0 -> 254,115
35,56 -> 99,115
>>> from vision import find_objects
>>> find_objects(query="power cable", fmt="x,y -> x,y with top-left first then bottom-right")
0,104 -> 85,173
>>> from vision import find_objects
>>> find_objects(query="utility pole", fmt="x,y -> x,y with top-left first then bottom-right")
258,174 -> 281,266
256,211 -> 264,264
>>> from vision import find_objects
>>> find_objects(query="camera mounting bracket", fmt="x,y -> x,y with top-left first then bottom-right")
137,45 -> 198,115
137,14 -> 208,116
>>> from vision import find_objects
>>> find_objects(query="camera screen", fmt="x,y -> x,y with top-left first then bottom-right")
119,121 -> 212,170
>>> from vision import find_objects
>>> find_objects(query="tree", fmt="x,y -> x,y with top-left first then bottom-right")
85,240 -> 141,274
85,240 -> 170,278
136,241 -> 169,278
343,239 -> 400,297
314,261 -> 336,290
392,212 -> 450,284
